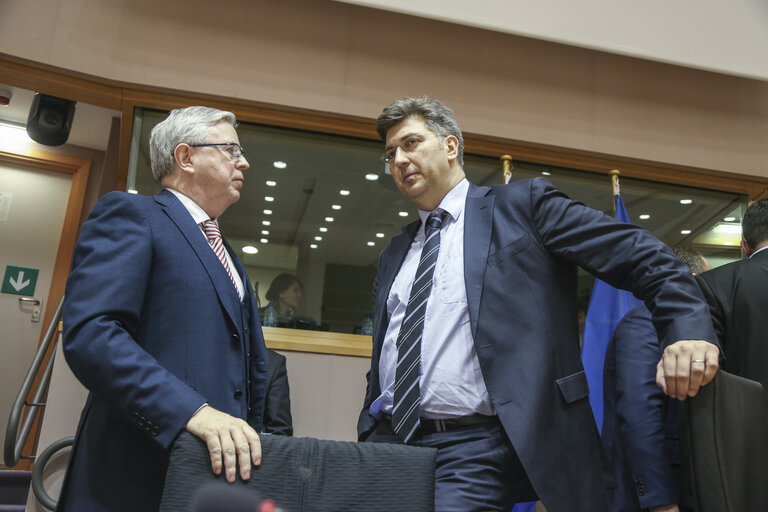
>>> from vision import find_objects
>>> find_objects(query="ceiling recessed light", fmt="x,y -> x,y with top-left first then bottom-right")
339,190 -> 350,196
260,238 -> 268,243
365,173 -> 379,181
332,204 -> 341,210
541,171 -> 551,176
262,220 -> 271,226
314,236 -> 322,241
680,199 -> 692,205
266,180 -> 277,187
714,224 -> 742,234
376,232 -> 385,238
273,161 -> 287,169
680,229 -> 692,235
325,217 -> 334,222
310,244 -> 318,249
261,230 -> 269,235
367,241 -> 375,246
128,188 -> 138,194
398,211 -> 408,217
319,227 -> 328,232
639,214 -> 650,220
265,196 -> 274,202
724,216 -> 736,222
242,246 -> 258,254
263,209 -> 272,215
724,241 -> 734,246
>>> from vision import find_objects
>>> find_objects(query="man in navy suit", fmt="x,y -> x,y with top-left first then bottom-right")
59,106 -> 268,511
357,97 -> 720,512
602,247 -> 711,512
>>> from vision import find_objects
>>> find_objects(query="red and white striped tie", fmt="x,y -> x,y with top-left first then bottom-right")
201,220 -> 241,299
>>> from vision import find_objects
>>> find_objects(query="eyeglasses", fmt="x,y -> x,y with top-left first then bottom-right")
189,142 -> 246,160
381,134 -> 425,163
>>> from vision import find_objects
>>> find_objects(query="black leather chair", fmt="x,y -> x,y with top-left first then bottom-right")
679,370 -> 768,511
160,432 -> 436,512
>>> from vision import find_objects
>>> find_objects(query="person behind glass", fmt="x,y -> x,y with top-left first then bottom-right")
603,247 -> 711,512
58,106 -> 268,511
357,96 -> 720,512
261,273 -> 303,327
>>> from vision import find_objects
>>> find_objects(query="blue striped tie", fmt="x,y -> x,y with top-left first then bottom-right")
392,208 -> 449,442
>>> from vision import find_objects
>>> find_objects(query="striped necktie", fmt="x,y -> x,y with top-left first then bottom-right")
392,208 -> 449,442
201,220 -> 241,300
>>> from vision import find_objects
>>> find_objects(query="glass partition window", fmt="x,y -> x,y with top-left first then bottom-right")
128,109 -> 745,334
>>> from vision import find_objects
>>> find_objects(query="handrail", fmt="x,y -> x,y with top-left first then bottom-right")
31,436 -> 74,511
4,296 -> 65,467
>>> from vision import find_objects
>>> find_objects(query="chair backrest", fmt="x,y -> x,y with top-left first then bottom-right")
679,370 -> 768,511
160,432 -> 436,512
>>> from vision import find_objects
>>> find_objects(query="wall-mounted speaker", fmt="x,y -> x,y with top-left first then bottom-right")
26,93 -> 76,146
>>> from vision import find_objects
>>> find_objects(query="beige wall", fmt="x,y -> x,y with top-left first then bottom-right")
1,0 -> 766,178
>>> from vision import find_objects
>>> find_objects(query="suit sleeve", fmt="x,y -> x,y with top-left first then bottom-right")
695,274 -> 726,346
529,177 -> 717,347
262,350 -> 293,436
62,192 -> 206,449
613,310 -> 680,508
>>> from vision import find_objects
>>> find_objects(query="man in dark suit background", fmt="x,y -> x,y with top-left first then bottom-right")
696,198 -> 768,402
59,106 -> 268,511
603,247 -> 711,512
357,97 -> 720,512
262,349 -> 293,436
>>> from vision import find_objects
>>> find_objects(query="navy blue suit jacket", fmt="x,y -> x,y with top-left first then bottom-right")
357,178 -> 716,512
603,306 -> 682,511
58,190 -> 268,511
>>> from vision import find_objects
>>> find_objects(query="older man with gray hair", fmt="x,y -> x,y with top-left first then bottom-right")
59,106 -> 267,511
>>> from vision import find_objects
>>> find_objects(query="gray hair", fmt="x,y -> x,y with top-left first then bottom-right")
673,246 -> 709,275
149,106 -> 237,182
376,96 -> 464,167
742,198 -> 768,249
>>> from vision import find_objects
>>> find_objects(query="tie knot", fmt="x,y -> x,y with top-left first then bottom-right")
201,220 -> 221,242
425,209 -> 448,236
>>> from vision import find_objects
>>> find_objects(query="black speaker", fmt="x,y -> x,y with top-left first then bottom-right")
26,93 -> 76,146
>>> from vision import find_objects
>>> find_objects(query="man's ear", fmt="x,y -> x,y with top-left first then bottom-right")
444,135 -> 459,162
174,143 -> 195,175
741,239 -> 753,257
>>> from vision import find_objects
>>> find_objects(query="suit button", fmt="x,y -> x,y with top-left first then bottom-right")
232,333 -> 239,341
234,390 -> 243,399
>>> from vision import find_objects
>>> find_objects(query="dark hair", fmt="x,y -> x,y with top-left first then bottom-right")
672,246 -> 709,274
742,198 -> 768,249
266,273 -> 302,303
376,96 -> 464,167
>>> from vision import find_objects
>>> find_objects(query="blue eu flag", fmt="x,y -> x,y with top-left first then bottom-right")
580,193 -> 643,433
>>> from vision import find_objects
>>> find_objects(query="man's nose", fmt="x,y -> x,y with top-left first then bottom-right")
392,146 -> 409,165
237,156 -> 250,171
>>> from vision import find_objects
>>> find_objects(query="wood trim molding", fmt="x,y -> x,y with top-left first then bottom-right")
263,327 -> 372,358
2,53 -> 766,199
0,147 -> 90,470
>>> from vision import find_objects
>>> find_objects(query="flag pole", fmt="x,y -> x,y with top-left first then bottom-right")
609,169 -> 621,214
501,155 -> 513,184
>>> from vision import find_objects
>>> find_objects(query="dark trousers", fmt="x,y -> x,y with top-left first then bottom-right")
366,417 -> 536,512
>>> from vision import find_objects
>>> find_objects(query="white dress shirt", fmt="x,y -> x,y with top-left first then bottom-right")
166,188 -> 245,300
373,179 -> 494,419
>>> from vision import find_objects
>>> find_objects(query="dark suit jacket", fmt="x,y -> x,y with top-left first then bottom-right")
357,178 -> 716,512
263,349 -> 293,436
603,306 -> 681,511
696,249 -> 768,400
58,190 -> 268,511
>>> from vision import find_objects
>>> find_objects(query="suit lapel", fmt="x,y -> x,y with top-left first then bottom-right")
155,191 -> 241,328
464,184 -> 494,338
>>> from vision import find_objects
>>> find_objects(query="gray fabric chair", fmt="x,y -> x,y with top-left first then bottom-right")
679,370 -> 768,511
160,431 -> 436,512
